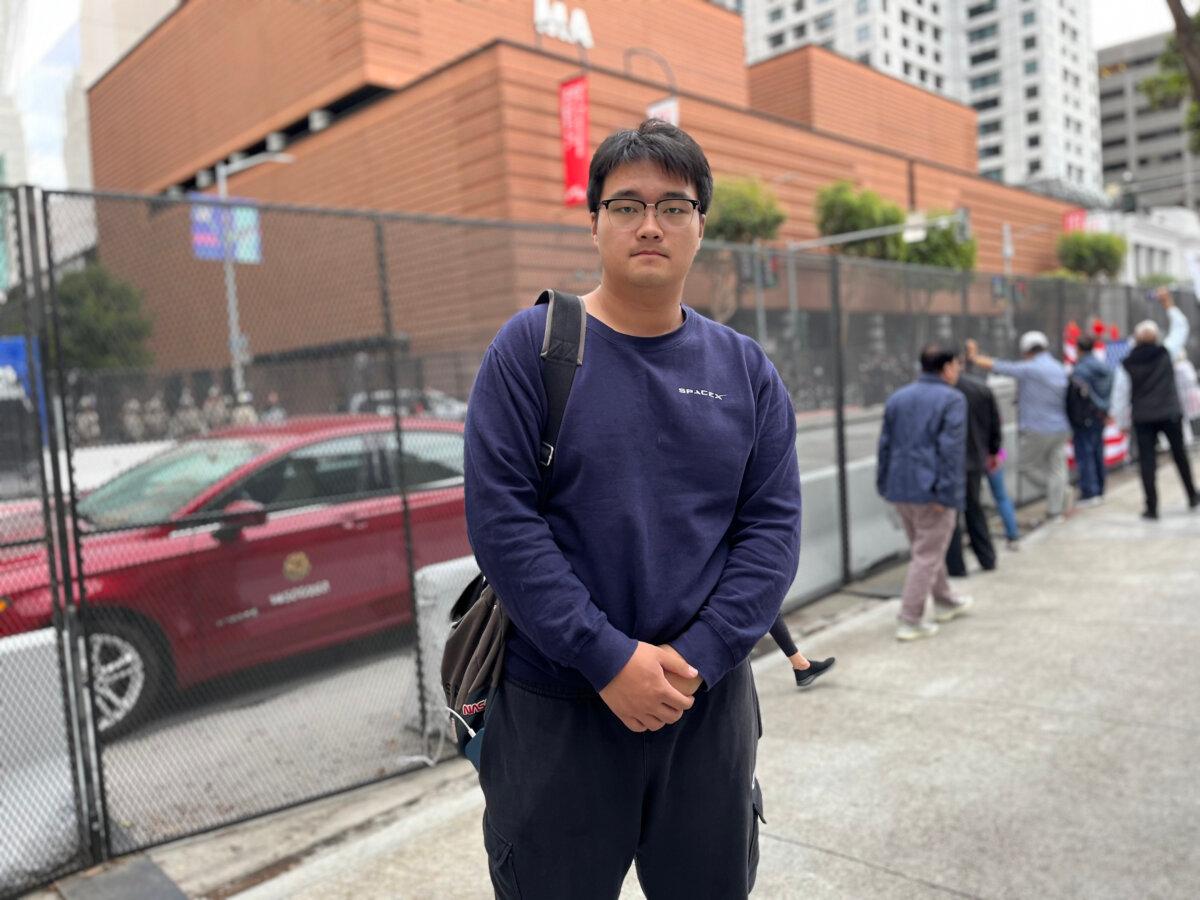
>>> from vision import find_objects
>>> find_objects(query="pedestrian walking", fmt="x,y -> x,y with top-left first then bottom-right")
1111,312 -> 1199,520
985,448 -> 1021,550
1069,334 -> 1114,507
945,356 -> 1001,576
463,120 -> 801,899
230,391 -> 258,427
966,332 -> 1071,522
876,341 -> 973,641
767,615 -> 835,688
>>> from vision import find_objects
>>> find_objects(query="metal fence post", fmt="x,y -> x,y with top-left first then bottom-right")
15,185 -> 99,873
753,240 -> 767,346
39,189 -> 111,862
372,214 -> 429,742
829,255 -> 852,585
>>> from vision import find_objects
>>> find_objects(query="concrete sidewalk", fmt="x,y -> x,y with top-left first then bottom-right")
48,460 -> 1200,899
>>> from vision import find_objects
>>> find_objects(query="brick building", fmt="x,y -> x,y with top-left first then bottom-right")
84,0 -> 1073,380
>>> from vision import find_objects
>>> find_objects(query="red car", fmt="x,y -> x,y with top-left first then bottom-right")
0,416 -> 470,737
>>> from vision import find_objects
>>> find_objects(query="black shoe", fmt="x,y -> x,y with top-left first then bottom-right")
794,657 -> 836,687
1141,510 -> 1158,521
1189,495 -> 1200,510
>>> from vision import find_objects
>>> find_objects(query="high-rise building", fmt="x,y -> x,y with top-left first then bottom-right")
1097,32 -> 1196,213
743,0 -> 1104,204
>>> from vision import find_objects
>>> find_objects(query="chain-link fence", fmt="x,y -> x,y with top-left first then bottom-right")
3,185 -> 1198,896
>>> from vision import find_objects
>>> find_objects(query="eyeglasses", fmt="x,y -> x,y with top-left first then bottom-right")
599,197 -> 700,230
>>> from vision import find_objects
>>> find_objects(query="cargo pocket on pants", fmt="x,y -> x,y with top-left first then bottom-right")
748,777 -> 766,892
484,817 -> 523,900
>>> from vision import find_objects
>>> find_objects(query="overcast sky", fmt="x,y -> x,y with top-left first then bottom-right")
1091,0 -> 1191,52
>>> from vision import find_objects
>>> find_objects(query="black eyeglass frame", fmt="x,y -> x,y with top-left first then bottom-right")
597,197 -> 702,228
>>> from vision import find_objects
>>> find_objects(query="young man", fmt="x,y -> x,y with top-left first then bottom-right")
876,342 -> 972,641
464,120 -> 802,899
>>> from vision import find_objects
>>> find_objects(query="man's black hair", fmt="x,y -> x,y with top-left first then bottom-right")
919,341 -> 959,374
1077,335 -> 1095,353
586,119 -> 713,215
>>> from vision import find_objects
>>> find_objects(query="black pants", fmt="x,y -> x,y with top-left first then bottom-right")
946,469 -> 996,576
479,663 -> 762,900
1134,418 -> 1198,515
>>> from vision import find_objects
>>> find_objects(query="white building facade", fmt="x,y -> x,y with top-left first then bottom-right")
743,0 -> 1104,203
1087,207 -> 1200,288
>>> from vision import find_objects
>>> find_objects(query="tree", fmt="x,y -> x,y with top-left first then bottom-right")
1138,272 -> 1176,289
54,263 -> 153,371
1056,232 -> 1126,280
1139,6 -> 1200,151
703,177 -> 786,324
814,180 -> 905,260
705,177 -> 786,243
900,209 -> 977,271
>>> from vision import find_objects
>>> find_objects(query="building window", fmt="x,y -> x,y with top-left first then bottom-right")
970,49 -> 998,66
970,72 -> 1001,91
1023,36 -> 1036,50
933,51 -> 941,62
794,0 -> 805,10
979,119 -> 1002,135
1025,85 -> 1039,99
769,6 -> 784,22
858,52 -> 871,64
935,75 -> 944,89
902,36 -> 910,48
918,44 -> 927,56
968,24 -> 998,43
856,0 -> 869,13
1028,159 -> 1042,174
919,68 -> 928,82
884,52 -> 891,65
982,168 -> 1002,181
1027,109 -> 1040,123
904,61 -> 913,75
858,24 -> 871,42
1101,137 -> 1127,150
1024,60 -> 1038,74
980,145 -> 1002,159
933,26 -> 942,40
1027,134 -> 1040,147
793,24 -> 807,38
967,0 -> 997,17
973,97 -> 1000,112
768,31 -> 785,48
1099,87 -> 1124,102
815,12 -> 834,31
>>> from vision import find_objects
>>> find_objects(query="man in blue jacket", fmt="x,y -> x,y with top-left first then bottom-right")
464,120 -> 801,899
877,342 -> 972,641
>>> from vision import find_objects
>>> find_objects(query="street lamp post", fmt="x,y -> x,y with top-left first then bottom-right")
214,151 -> 293,394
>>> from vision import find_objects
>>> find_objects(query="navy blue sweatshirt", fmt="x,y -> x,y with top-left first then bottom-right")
463,303 -> 802,692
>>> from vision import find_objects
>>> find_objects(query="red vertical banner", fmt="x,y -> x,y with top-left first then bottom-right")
559,75 -> 589,207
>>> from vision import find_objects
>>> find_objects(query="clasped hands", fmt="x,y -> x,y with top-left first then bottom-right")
598,642 -> 703,733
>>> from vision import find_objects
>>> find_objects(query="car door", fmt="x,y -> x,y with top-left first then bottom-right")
374,428 -> 471,624
188,434 -> 394,674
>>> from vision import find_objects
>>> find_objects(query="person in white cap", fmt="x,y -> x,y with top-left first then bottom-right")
966,331 -> 1071,522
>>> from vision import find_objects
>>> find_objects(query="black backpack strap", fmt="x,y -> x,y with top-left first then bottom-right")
534,290 -> 585,504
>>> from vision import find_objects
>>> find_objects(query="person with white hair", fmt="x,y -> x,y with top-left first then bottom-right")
966,331 -> 1071,522
1110,290 -> 1199,519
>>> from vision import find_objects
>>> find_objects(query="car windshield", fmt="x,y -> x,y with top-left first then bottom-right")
77,439 -> 265,528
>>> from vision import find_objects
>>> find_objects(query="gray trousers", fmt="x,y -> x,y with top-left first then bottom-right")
1018,430 -> 1070,516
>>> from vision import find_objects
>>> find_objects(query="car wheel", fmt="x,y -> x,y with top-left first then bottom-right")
86,618 -> 164,740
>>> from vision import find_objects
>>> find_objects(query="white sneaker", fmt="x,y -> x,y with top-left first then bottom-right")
934,595 -> 975,623
896,620 -> 939,641
1006,539 -> 1021,551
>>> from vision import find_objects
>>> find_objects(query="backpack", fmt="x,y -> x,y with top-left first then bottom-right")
1065,373 -> 1104,429
441,289 -> 585,769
